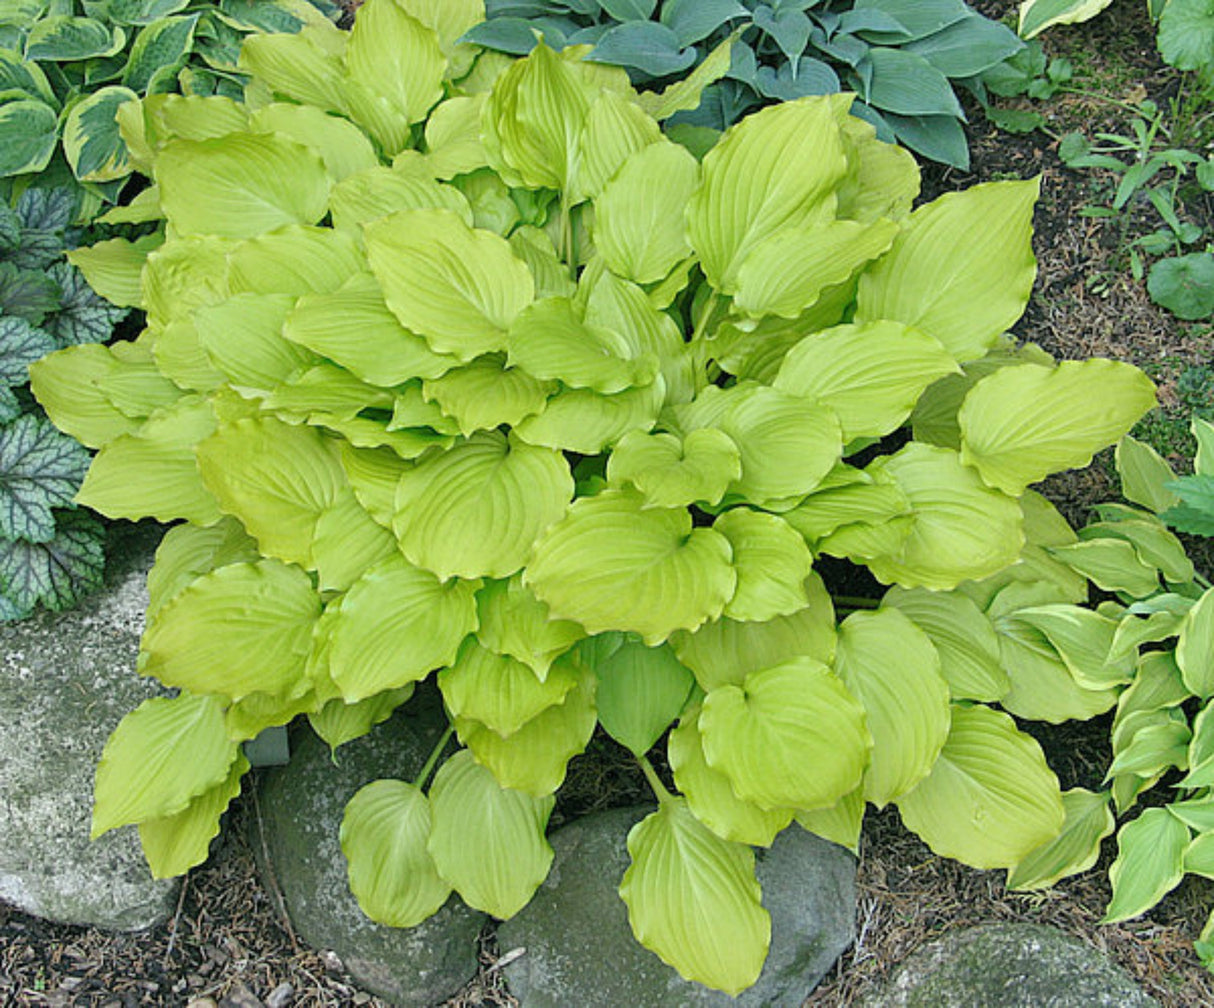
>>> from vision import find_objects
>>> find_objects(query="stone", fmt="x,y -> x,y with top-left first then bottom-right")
254,691 -> 486,1007
498,805 -> 856,1007
859,922 -> 1158,1007
0,522 -> 177,931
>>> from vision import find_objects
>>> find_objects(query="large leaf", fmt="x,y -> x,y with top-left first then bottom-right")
344,0 -> 444,123
250,103 -> 379,183
587,636 -> 694,757
1115,435 -> 1179,514
341,779 -> 451,928
619,797 -> 769,996
327,555 -> 479,701
606,428 -> 741,509
0,100 -> 57,177
63,85 -> 138,184
1104,807 -> 1190,922
308,686 -> 414,753
26,15 -> 124,59
1007,787 -> 1114,890
140,559 -> 320,699
145,516 -> 259,619
474,574 -> 584,681
834,608 -> 950,806
700,657 -> 871,810
1178,588 -> 1214,699
427,749 -> 555,918
0,413 -> 90,543
365,209 -> 534,361
394,430 -> 573,580
686,97 -> 848,293
854,180 -> 1039,362
92,692 -> 238,837
895,703 -> 1064,869
526,489 -> 735,645
959,361 -> 1157,495
713,508 -> 814,622
155,133 -> 330,238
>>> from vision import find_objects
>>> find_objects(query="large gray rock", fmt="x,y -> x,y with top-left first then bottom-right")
499,805 -> 856,1007
860,923 -> 1158,1007
255,693 -> 486,1007
0,522 -> 177,931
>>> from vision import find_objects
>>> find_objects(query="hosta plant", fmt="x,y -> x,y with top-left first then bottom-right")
465,0 -> 1024,168
993,424 -> 1214,970
0,185 -> 129,619
35,0 -> 1162,994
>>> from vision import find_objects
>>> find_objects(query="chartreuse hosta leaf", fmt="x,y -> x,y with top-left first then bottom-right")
139,751 -> 249,880
422,354 -> 555,435
1116,435 -> 1179,514
329,167 -> 473,232
93,692 -> 239,838
513,378 -> 666,456
773,321 -> 961,441
584,635 -> 694,756
1006,787 -> 1114,891
225,225 -> 365,299
145,517 -> 259,619
797,789 -> 866,854
700,657 -> 871,810
526,489 -> 735,645
309,686 -> 414,753
341,779 -> 451,928
896,704 -> 1065,869
668,707 -> 794,847
1178,589 -> 1214,699
327,554 -> 479,702
855,180 -> 1039,362
1104,807 -> 1190,923
311,492 -> 398,593
713,509 -> 813,622
343,0 -> 444,125
249,104 -> 379,184
606,429 -> 741,509
394,430 -> 573,581
427,749 -> 555,918
959,361 -> 1158,496
474,575 -> 584,681
834,609 -> 950,806
620,796 -> 769,996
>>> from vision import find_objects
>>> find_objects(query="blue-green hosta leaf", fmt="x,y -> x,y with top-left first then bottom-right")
92,692 -> 238,838
584,636 -> 694,757
670,574 -> 837,691
138,750 -> 248,879
474,575 -> 584,681
0,316 -> 55,388
365,209 -> 534,362
713,509 -> 813,622
141,559 -> 320,699
620,797 -> 769,996
440,639 -> 579,738
63,85 -> 138,184
196,416 -> 345,568
394,430 -> 573,581
881,586 -> 1008,701
700,657 -> 871,811
455,660 -> 596,796
308,686 -> 414,753
734,219 -> 899,320
422,354 -> 555,435
328,554 -> 479,702
155,133 -> 331,238
668,707 -> 794,846
0,262 -> 60,326
341,779 -> 451,928
1162,474 -> 1214,536
606,428 -> 741,509
835,608 -> 950,806
1178,589 -> 1214,699
0,99 -> 57,176
959,361 -> 1157,496
427,749 -> 555,918
895,703 -> 1064,869
1007,787 -> 1114,891
526,489 -> 735,645
0,414 -> 90,543
773,321 -> 961,441
855,180 -> 1039,362
0,510 -> 106,616
865,443 -> 1023,590
42,263 -> 129,348
329,167 -> 472,232
686,96 -> 849,293
1104,807 -> 1189,922
145,516 -> 259,619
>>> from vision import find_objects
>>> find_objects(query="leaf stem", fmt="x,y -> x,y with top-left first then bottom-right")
638,755 -> 673,804
691,290 -> 720,345
562,201 -> 577,281
1195,572 -> 1213,592
414,725 -> 455,790
832,595 -> 879,610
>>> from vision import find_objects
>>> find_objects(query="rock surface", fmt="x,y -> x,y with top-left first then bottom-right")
254,692 -> 485,1007
859,922 -> 1158,1007
499,805 -> 856,1007
0,522 -> 177,931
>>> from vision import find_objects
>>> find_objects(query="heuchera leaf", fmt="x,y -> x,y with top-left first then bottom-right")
0,413 -> 91,543
0,509 -> 106,616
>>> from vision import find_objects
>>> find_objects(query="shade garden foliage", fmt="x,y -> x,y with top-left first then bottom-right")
30,0 -> 1189,994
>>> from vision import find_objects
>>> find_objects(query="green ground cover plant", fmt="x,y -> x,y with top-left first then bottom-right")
30,0 -> 1172,994
465,0 -> 1025,168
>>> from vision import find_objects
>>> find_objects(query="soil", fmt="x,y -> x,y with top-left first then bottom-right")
5,1 -> 1214,1005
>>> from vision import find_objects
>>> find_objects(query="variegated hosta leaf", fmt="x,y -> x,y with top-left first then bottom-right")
525,489 -> 735,645
834,608 -> 950,806
620,797 -> 770,995
327,555 -> 479,702
393,430 -> 573,581
1007,787 -> 1114,891
427,749 -> 555,918
1104,807 -> 1190,923
896,704 -> 1064,869
1178,588 -> 1214,699
341,779 -> 452,928
140,559 -> 320,700
93,692 -> 239,837
699,657 -> 871,811
959,360 -> 1157,496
